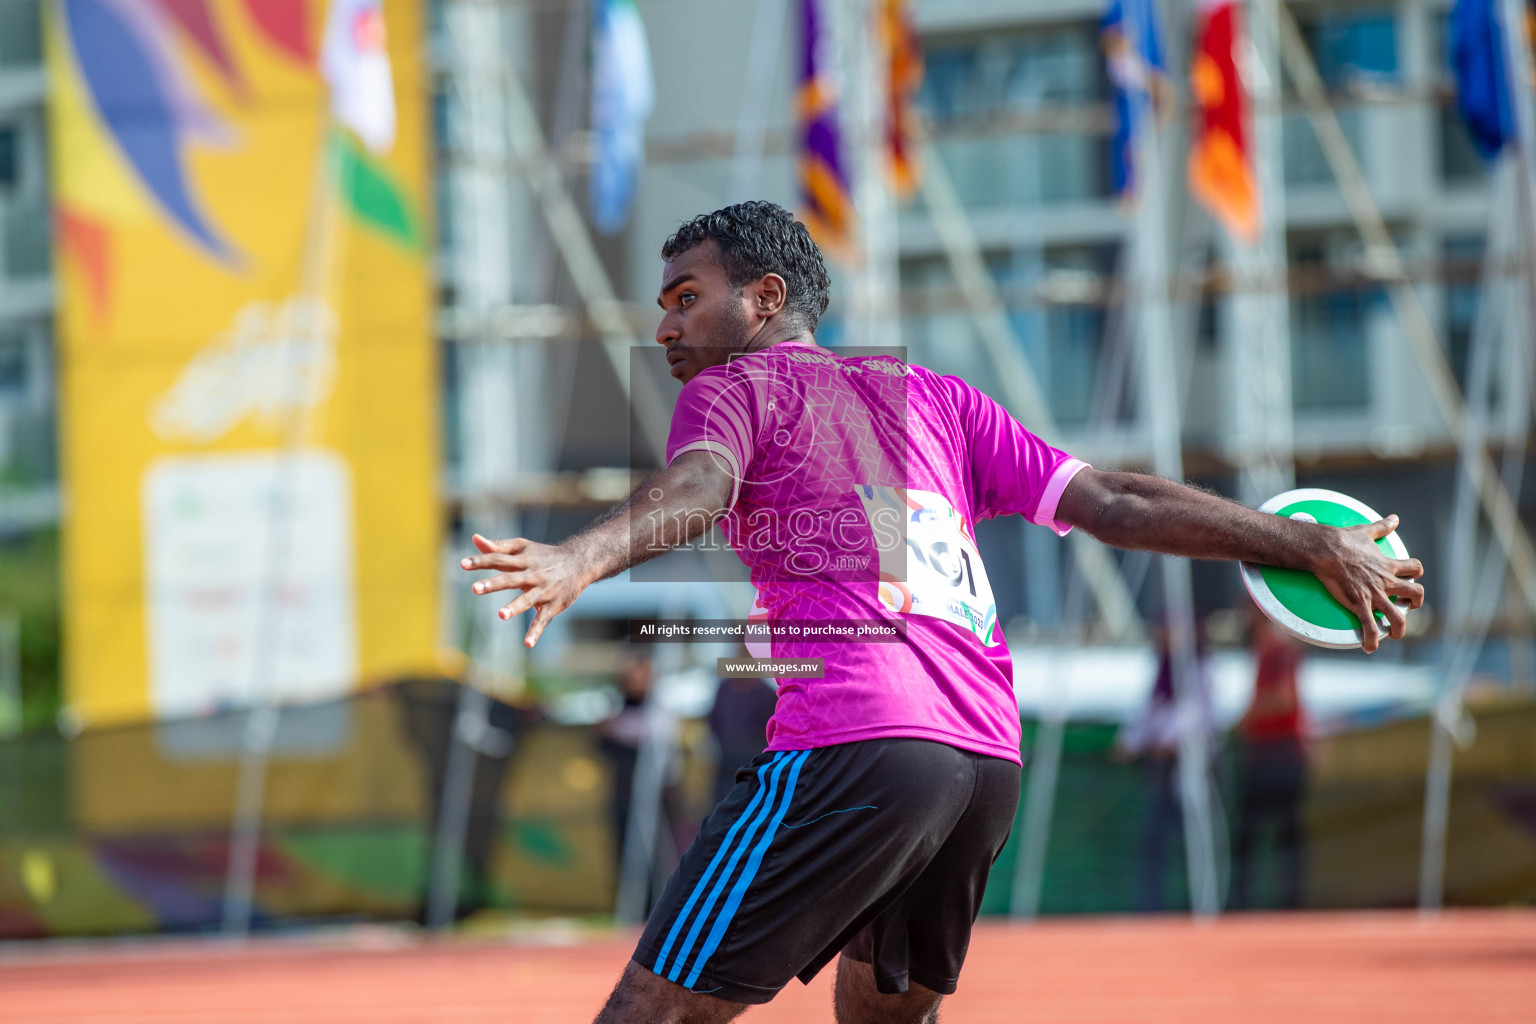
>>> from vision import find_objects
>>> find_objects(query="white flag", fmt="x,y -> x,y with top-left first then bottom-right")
590,0 -> 654,235
321,0 -> 397,153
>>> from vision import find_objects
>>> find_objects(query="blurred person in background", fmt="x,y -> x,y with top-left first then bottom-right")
1231,611 -> 1309,910
599,654 -> 658,871
1115,621 -> 1217,913
395,676 -> 539,921
707,654 -> 777,806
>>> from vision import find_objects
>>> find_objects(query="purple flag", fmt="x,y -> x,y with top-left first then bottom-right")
798,0 -> 853,254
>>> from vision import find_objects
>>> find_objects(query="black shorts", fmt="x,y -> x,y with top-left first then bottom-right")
633,738 -> 1021,1004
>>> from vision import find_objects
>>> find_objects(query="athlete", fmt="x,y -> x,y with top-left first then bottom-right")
461,202 -> 1425,1024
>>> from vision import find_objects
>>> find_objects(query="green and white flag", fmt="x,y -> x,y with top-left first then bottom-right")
318,0 -> 417,251
321,0 -> 397,154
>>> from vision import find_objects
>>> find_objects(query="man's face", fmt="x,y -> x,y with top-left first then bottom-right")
655,241 -> 756,383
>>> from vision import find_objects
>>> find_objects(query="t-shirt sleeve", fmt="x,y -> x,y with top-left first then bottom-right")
665,368 -> 757,511
936,373 -> 1089,536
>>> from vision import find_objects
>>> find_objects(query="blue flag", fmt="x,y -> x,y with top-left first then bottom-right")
1450,0 -> 1515,160
591,0 -> 655,235
1102,0 -> 1168,200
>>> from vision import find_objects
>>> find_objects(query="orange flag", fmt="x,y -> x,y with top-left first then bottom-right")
1188,0 -> 1258,243
882,0 -> 923,196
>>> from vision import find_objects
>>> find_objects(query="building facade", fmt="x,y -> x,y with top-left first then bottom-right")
3,0 -> 1533,658
0,0 -> 54,534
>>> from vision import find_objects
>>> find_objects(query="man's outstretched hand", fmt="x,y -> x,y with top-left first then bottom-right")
459,453 -> 734,648
460,534 -> 594,648
1310,514 -> 1425,654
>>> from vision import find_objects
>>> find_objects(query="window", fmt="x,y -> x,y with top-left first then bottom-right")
1437,11 -> 1497,183
427,0 -> 447,51
900,256 -> 993,387
1196,296 -> 1220,353
900,243 -> 1120,427
1031,244 -> 1119,427
0,125 -> 16,192
0,120 -> 48,279
1301,8 -> 1399,86
1288,234 -> 1377,411
918,24 -> 1111,208
1440,104 -> 1488,183
439,338 -> 462,476
1442,234 -> 1484,393
3,199 -> 49,278
0,0 -> 41,68
922,25 -> 1104,119
1283,8 -> 1398,188
431,89 -> 454,258
1283,108 -> 1367,186
0,330 -> 27,395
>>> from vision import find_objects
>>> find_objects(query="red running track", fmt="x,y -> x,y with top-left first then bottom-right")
3,911 -> 1534,1023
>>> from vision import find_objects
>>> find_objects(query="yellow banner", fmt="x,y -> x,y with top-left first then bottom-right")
47,0 -> 438,727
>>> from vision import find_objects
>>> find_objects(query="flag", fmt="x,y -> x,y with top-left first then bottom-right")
1101,0 -> 1169,202
1188,0 -> 1258,242
321,0 -> 396,153
332,131 -> 421,249
1450,0 -> 1516,160
319,0 -> 416,249
590,0 -> 655,235
798,0 -> 854,253
883,0 -> 923,196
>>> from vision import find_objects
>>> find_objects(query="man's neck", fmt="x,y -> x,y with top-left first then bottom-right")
741,320 -> 814,355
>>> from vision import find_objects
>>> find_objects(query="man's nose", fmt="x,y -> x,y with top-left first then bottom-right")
656,314 -> 680,346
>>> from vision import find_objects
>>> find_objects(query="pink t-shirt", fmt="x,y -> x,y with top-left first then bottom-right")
665,341 -> 1087,764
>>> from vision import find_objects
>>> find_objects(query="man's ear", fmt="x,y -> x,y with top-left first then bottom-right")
751,273 -> 788,320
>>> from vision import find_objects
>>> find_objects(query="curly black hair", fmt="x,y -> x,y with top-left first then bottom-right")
660,202 -> 832,333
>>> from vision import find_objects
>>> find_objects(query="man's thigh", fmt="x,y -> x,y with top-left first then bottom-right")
632,740 -> 983,1004
842,752 -> 1020,996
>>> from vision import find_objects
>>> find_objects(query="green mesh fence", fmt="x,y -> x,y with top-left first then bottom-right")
2,685 -> 1534,937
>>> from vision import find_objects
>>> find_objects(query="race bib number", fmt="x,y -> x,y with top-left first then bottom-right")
857,486 -> 1001,647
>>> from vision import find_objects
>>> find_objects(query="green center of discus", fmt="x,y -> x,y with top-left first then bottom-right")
1259,500 -> 1395,630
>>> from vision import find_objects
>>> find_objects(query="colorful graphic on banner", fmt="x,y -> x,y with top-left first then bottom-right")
47,0 -> 438,726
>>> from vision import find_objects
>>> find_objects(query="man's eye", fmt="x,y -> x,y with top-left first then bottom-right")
680,293 -> 695,307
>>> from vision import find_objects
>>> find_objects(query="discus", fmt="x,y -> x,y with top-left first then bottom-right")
1240,488 -> 1411,650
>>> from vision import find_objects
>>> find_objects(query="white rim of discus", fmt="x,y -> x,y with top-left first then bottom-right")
1240,488 -> 1410,650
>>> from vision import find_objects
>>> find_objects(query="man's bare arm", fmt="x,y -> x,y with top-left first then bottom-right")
1055,468 -> 1426,653
461,450 -> 734,647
